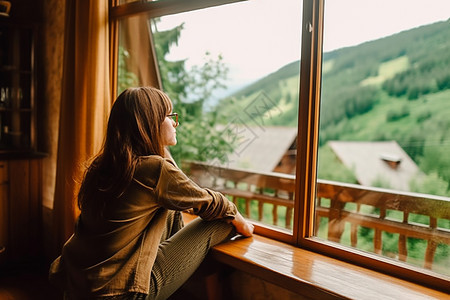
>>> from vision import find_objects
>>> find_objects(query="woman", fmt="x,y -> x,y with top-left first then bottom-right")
49,87 -> 253,299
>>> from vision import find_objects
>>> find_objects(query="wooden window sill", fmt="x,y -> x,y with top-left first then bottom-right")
183,214 -> 448,299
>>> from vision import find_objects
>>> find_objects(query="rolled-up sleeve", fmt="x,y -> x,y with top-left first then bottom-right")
154,158 -> 237,221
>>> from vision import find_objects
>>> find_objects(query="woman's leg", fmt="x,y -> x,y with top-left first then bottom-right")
147,217 -> 235,300
160,210 -> 185,242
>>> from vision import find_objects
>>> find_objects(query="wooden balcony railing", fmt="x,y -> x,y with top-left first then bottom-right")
184,161 -> 450,272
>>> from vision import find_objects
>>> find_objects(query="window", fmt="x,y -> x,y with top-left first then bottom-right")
313,0 -> 450,280
110,0 -> 449,290
113,0 -> 303,242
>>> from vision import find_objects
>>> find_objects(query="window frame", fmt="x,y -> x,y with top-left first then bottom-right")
109,0 -> 449,291
296,0 -> 448,291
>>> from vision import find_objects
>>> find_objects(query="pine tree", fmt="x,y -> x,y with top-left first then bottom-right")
151,19 -> 188,107
151,19 -> 234,165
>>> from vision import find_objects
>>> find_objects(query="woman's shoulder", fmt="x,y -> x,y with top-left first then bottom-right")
138,154 -> 164,164
137,155 -> 176,168
135,155 -> 178,181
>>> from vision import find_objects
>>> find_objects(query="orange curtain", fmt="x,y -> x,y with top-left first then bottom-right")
52,0 -> 111,254
121,15 -> 161,89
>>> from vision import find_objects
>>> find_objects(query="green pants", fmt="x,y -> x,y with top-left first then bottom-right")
146,211 -> 235,300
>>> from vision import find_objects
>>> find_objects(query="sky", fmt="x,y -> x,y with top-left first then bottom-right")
156,0 -> 450,97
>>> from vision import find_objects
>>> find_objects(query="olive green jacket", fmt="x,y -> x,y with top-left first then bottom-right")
49,156 -> 237,298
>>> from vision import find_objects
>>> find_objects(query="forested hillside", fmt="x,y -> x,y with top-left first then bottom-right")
216,19 -> 450,195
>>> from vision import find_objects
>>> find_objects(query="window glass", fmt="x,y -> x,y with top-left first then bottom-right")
118,0 -> 303,232
316,0 -> 450,276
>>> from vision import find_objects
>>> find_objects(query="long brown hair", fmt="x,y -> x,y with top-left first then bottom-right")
78,87 -> 173,210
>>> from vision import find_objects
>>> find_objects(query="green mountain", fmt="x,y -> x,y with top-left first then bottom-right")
216,19 -> 450,195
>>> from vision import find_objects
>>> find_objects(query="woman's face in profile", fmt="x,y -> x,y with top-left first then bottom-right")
161,112 -> 177,146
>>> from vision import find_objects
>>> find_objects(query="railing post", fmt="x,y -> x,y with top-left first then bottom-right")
424,217 -> 438,269
258,187 -> 264,222
398,211 -> 409,262
424,241 -> 438,269
328,196 -> 345,243
272,205 -> 278,226
350,223 -> 358,248
286,192 -> 294,229
374,207 -> 386,255
398,235 -> 407,262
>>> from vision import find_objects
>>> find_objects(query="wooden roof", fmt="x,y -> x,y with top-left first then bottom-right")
328,140 -> 423,192
211,126 -> 297,173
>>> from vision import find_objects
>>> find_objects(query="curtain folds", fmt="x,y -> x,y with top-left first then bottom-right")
52,0 -> 111,254
121,15 -> 161,89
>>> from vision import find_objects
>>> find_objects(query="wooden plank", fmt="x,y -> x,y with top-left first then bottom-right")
110,0 -> 246,20
187,162 -> 296,192
219,188 -> 294,207
6,159 -> 42,262
0,161 -> 8,264
317,180 -> 450,219
8,159 -> 29,261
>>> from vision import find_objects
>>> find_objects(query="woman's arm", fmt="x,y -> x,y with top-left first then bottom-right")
152,157 -> 237,220
137,156 -> 254,236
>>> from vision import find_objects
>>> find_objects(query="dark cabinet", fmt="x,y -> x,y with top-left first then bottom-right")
0,22 -> 37,153
0,21 -> 43,266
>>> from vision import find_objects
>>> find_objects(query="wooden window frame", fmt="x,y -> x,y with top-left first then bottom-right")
296,0 -> 448,291
109,0 -> 449,291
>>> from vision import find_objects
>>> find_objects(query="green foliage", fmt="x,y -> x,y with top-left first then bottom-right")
416,109 -> 432,123
169,110 -> 236,165
434,243 -> 450,274
381,42 -> 450,100
117,47 -> 138,94
167,53 -> 230,164
410,172 -> 450,197
386,105 -> 410,122
317,145 -> 357,183
183,52 -> 229,116
321,84 -> 379,128
371,176 -> 392,189
400,130 -> 426,161
152,20 -> 189,105
419,144 -> 450,190
151,19 -> 233,165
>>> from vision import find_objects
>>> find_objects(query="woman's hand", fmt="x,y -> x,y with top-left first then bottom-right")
231,211 -> 254,237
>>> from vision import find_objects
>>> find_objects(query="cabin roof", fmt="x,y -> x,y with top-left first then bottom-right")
211,126 -> 297,173
328,140 -> 422,191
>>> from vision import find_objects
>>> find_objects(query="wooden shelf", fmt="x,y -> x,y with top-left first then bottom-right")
0,23 -> 38,153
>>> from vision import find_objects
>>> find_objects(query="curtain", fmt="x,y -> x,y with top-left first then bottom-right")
52,0 -> 111,255
120,15 -> 162,89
